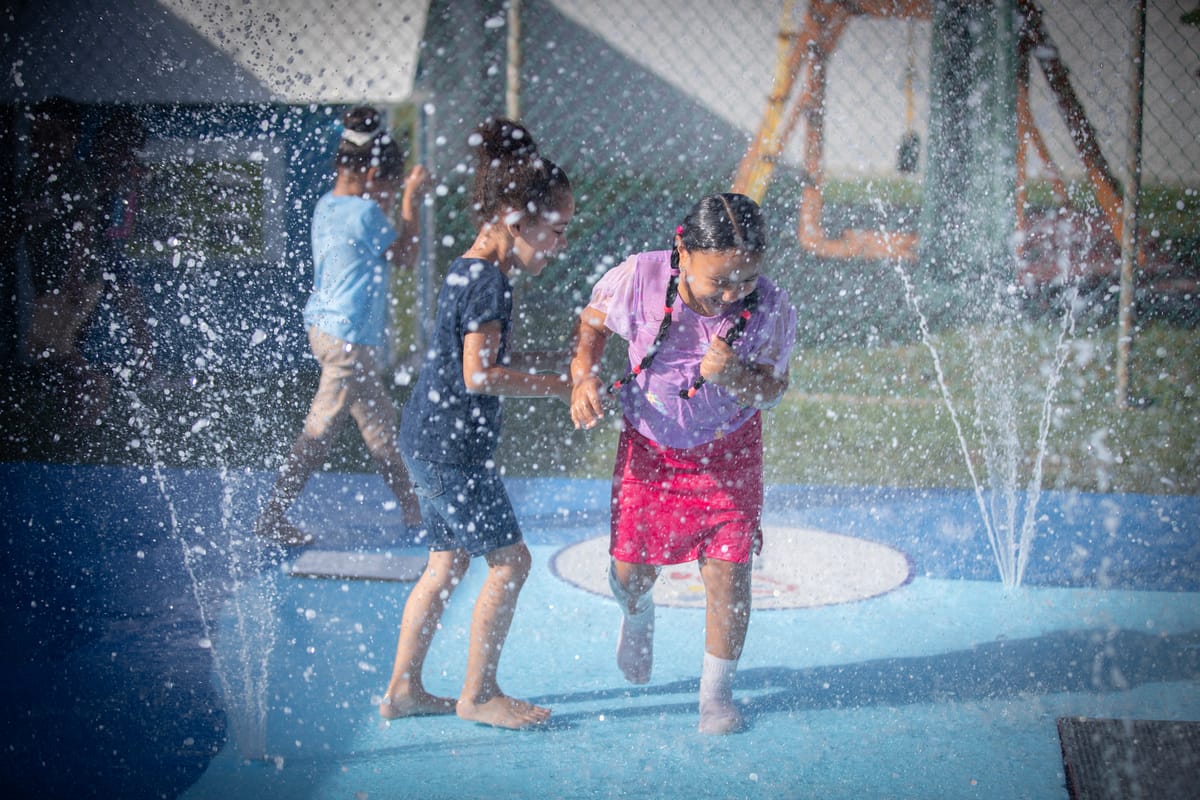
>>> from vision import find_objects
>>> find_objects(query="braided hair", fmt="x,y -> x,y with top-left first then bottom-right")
608,193 -> 767,398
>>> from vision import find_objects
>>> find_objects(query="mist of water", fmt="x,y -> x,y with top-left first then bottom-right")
121,368 -> 279,762
891,259 -> 1081,588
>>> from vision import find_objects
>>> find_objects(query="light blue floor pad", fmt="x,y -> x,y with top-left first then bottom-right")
182,544 -> 1200,800
7,464 -> 1192,799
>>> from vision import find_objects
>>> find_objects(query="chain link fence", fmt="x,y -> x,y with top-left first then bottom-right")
4,0 -> 1193,358
409,0 -> 1199,482
444,0 -> 1198,352
2,0 -> 1196,479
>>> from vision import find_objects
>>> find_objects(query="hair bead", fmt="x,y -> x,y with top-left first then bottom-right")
608,193 -> 765,398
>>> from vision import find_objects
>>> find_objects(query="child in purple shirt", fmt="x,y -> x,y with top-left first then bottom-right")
571,193 -> 797,735
588,248 -> 794,448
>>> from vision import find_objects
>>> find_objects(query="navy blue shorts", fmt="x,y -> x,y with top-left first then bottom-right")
399,452 -> 523,557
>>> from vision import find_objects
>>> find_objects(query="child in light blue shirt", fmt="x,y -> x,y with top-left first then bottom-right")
256,105 -> 428,546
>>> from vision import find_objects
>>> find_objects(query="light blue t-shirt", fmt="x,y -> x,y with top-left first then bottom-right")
303,192 -> 396,345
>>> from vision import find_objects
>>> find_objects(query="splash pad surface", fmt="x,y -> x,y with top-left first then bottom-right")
550,526 -> 913,609
2,464 -> 1197,799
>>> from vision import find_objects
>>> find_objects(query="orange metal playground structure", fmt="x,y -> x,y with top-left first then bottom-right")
732,0 -> 1190,305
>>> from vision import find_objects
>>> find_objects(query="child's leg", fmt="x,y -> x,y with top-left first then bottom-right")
346,353 -> 422,526
255,432 -> 328,545
609,559 -> 659,684
380,548 -> 470,718
455,541 -> 550,729
697,556 -> 752,734
256,329 -> 350,546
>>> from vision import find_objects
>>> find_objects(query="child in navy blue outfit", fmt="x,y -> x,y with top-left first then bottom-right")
380,118 -> 574,730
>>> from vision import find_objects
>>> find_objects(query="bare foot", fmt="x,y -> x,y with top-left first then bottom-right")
379,690 -> 457,719
456,694 -> 550,729
616,611 -> 654,684
256,517 -> 313,547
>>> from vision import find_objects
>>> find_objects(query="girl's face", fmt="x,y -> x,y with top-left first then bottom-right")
677,242 -> 761,317
509,193 -> 575,276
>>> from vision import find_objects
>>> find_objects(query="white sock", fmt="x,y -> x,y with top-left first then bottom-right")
698,652 -> 742,735
700,652 -> 737,702
609,562 -> 654,684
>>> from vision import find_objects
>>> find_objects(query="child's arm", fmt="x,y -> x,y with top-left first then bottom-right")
569,307 -> 611,429
700,337 -> 789,409
387,164 -> 429,270
463,320 -> 571,402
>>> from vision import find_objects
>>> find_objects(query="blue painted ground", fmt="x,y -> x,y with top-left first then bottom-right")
1,463 -> 1197,799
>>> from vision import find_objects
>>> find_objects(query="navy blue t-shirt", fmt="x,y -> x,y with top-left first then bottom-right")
400,258 -> 512,464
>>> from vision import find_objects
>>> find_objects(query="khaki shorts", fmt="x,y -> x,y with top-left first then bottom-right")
303,327 -> 398,457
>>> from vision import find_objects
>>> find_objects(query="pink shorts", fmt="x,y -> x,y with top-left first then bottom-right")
610,413 -> 763,566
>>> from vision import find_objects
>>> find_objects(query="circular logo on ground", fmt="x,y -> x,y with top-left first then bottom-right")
549,526 -> 912,609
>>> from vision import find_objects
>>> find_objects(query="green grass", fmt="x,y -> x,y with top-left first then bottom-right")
6,164 -> 1197,496
817,177 -> 1199,242
2,319 -> 1195,497
497,318 -> 1200,497
761,320 -> 1199,494
493,319 -> 1199,498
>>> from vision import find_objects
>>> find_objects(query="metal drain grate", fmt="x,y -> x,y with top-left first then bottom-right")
1058,717 -> 1200,800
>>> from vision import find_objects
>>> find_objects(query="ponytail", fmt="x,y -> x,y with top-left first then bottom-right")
469,116 -> 571,228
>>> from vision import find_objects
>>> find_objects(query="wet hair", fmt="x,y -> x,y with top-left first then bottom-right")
672,192 -> 768,269
335,105 -> 405,181
609,193 -> 767,398
469,116 -> 571,228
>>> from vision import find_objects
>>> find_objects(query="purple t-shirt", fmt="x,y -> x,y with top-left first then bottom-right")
588,250 -> 797,449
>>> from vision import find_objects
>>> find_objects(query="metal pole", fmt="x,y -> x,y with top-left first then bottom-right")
1115,0 -> 1146,410
417,101 -> 436,358
506,0 -> 522,120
